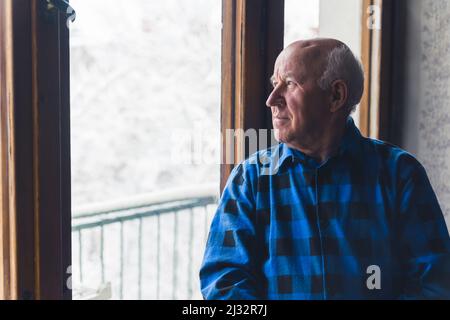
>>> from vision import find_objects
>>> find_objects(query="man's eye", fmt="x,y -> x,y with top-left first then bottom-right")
286,80 -> 295,86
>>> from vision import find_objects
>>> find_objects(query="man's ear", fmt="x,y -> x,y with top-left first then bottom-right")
329,80 -> 348,113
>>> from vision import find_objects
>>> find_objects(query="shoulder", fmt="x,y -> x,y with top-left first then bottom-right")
362,137 -> 428,183
364,137 -> 421,166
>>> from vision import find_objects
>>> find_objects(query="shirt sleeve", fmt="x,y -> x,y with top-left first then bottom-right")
199,163 -> 265,300
396,155 -> 450,299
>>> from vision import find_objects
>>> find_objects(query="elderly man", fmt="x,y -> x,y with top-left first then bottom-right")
200,38 -> 450,299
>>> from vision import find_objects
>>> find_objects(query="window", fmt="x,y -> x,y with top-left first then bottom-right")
284,0 -> 319,45
70,0 -> 221,299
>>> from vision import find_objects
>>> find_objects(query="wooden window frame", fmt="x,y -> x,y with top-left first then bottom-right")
359,0 -> 398,140
0,0 -> 71,300
221,0 -> 284,191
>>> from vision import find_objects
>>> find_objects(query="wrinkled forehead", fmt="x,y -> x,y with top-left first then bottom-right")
273,43 -> 329,80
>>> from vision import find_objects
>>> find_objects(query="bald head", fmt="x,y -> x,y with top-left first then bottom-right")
284,38 -> 344,59
276,38 -> 364,113
277,39 -> 343,81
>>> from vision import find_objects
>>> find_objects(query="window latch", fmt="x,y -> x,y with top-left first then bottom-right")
45,0 -> 76,22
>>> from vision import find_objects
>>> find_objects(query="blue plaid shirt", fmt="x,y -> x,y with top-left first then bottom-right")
200,118 -> 450,299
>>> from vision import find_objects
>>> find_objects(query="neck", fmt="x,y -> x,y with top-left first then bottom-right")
286,118 -> 347,164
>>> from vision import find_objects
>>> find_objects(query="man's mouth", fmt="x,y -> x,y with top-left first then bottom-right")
273,117 -> 289,126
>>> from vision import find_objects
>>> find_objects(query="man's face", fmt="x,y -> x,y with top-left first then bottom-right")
266,44 -> 331,145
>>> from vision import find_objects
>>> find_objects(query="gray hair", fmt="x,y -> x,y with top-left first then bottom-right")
317,44 -> 364,113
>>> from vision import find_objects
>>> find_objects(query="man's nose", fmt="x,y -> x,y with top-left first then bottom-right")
266,87 -> 282,108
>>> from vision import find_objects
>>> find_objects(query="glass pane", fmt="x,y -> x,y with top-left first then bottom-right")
70,0 -> 221,299
284,0 -> 320,45
284,0 -> 362,127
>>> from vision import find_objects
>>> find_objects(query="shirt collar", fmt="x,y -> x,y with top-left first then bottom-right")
274,117 -> 362,171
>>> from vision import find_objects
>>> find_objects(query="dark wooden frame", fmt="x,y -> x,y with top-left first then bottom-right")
359,0 -> 398,140
377,0 -> 406,143
0,0 -> 71,300
0,0 -> 14,300
220,0 -> 284,191
359,0 -> 373,137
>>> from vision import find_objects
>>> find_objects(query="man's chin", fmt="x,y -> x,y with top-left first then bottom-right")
274,130 -> 287,144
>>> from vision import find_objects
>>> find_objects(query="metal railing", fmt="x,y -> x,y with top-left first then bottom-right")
72,184 -> 218,300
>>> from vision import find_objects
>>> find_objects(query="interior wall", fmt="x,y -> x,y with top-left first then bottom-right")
398,0 -> 450,228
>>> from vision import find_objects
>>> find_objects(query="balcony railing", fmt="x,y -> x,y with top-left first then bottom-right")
71,183 -> 219,300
